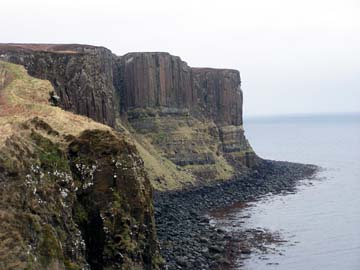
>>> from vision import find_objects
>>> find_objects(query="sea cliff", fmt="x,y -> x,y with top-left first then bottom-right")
0,44 -> 256,190
0,44 -> 317,270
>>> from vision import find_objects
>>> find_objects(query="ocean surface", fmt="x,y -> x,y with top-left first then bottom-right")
211,113 -> 360,270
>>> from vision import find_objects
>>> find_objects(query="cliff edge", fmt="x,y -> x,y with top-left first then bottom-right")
0,44 -> 258,190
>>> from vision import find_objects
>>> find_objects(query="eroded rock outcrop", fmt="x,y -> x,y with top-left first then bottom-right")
0,129 -> 161,270
69,130 -> 160,270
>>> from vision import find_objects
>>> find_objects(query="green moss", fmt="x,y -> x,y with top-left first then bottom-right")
112,190 -> 122,210
26,214 -> 42,233
230,149 -> 255,158
152,131 -> 167,144
152,254 -> 165,268
72,202 -> 88,225
0,157 -> 19,175
38,224 -> 63,266
64,259 -> 82,270
30,132 -> 69,172
0,61 -> 23,80
119,226 -> 137,252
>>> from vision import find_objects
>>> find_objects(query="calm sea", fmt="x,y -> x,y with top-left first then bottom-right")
212,113 -> 360,270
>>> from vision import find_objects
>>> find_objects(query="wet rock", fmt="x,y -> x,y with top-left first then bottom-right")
199,237 -> 209,244
175,256 -> 189,267
209,245 -> 224,254
241,248 -> 252,254
216,257 -> 231,265
154,160 -> 317,269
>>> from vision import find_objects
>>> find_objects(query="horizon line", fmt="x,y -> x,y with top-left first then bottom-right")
244,111 -> 360,119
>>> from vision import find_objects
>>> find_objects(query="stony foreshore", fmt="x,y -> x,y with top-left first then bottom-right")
154,160 -> 318,270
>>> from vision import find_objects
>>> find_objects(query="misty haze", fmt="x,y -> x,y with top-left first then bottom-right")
0,1 -> 359,270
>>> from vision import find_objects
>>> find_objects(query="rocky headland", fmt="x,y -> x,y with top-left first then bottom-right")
0,44 -> 317,270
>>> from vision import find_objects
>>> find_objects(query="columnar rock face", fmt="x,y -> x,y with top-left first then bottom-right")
0,45 -> 244,129
116,52 -> 194,112
115,52 -> 243,127
192,68 -> 243,126
0,44 -> 116,127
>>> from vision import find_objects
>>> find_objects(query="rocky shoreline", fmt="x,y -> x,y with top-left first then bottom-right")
154,160 -> 318,270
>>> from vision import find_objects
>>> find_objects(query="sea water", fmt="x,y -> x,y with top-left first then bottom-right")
212,113 -> 360,270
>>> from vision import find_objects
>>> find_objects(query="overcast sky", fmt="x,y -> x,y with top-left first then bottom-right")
1,0 -> 359,117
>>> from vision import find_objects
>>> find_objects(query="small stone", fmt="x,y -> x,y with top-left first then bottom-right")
209,245 -> 224,253
241,248 -> 251,254
175,256 -> 188,267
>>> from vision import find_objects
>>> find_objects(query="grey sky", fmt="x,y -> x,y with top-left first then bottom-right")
1,0 -> 359,116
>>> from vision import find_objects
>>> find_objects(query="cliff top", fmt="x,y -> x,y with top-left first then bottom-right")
122,52 -> 239,73
0,43 -> 107,54
192,67 -> 240,74
0,44 -> 240,73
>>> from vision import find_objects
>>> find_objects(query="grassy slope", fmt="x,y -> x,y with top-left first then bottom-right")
110,119 -> 197,190
0,61 -> 112,269
0,61 -> 110,147
0,61 -> 162,270
123,112 -> 238,188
